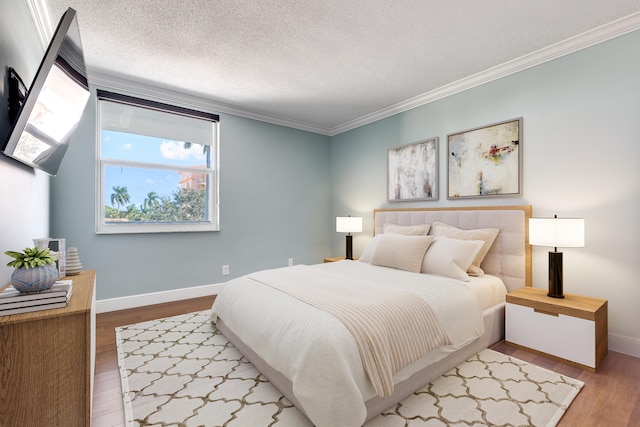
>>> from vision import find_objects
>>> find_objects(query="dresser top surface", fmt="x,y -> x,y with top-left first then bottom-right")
0,270 -> 95,326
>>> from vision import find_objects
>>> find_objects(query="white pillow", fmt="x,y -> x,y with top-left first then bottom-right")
431,222 -> 499,276
370,234 -> 435,273
420,237 -> 484,281
359,234 -> 383,263
383,223 -> 431,236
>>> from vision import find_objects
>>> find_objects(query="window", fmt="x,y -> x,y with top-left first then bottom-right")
96,90 -> 219,233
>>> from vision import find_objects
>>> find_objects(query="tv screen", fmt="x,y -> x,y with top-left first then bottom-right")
2,8 -> 89,176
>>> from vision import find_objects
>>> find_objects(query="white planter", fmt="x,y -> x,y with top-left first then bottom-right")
11,264 -> 58,293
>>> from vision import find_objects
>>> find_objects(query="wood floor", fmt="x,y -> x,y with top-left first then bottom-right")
92,296 -> 640,427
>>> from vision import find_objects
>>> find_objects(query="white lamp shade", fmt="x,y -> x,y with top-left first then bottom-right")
336,216 -> 362,233
529,217 -> 584,248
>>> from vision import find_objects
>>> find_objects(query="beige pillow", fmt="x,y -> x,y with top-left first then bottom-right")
420,237 -> 484,281
370,234 -> 435,273
383,223 -> 431,236
431,222 -> 499,276
359,234 -> 383,263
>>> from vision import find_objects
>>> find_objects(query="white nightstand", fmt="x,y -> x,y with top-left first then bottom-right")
505,287 -> 608,371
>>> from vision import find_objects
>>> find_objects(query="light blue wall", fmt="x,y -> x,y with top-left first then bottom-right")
0,0 -> 51,285
50,93 -> 331,299
10,1 -> 637,344
330,30 -> 640,341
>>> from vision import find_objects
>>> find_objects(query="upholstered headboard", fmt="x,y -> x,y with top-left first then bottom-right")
373,206 -> 531,292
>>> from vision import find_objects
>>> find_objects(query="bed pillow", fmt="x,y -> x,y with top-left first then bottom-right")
359,225 -> 431,263
420,237 -> 484,281
358,234 -> 383,263
383,223 -> 431,236
431,222 -> 499,276
370,234 -> 435,273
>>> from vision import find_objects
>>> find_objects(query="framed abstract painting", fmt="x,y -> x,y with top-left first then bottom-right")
388,137 -> 438,202
447,118 -> 522,199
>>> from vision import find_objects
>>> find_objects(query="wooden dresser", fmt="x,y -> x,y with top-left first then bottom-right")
0,270 -> 96,426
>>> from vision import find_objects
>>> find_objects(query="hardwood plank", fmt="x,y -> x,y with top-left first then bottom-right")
92,295 -> 640,426
579,351 -> 640,426
628,391 -> 640,427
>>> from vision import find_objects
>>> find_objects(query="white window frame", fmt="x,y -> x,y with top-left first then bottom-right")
95,90 -> 220,234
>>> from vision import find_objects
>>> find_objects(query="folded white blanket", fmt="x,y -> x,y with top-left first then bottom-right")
248,265 -> 452,397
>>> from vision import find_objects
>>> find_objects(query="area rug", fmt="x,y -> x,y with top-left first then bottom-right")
116,310 -> 583,427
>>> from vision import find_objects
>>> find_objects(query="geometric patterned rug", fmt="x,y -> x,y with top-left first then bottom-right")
116,310 -> 583,427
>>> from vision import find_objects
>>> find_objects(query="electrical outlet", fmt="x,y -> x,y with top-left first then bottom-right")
222,265 -> 229,275
288,258 -> 294,266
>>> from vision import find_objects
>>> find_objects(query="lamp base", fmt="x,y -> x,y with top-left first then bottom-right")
548,251 -> 564,298
345,234 -> 353,260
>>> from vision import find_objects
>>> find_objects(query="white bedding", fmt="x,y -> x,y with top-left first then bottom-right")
211,260 -> 507,427
466,273 -> 509,310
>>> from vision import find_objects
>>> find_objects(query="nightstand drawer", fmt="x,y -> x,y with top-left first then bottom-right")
506,302 -> 596,368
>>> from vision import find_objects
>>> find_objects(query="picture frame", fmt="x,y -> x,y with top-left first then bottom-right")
387,137 -> 439,202
447,117 -> 522,199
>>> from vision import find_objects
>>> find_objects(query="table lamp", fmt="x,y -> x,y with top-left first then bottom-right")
336,216 -> 362,260
529,215 -> 584,298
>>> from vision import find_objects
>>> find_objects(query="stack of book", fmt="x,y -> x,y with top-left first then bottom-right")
0,280 -> 73,316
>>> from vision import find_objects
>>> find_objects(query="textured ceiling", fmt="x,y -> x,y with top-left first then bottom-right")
41,0 -> 640,134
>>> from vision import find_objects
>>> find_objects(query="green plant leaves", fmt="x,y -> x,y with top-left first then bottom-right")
4,246 -> 57,269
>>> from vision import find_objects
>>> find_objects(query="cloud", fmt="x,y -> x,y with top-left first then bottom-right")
123,143 -> 132,150
160,140 -> 205,160
144,178 -> 155,184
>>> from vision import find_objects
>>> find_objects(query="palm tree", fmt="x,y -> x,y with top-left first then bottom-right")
124,204 -> 139,221
143,191 -> 160,211
110,186 -> 130,216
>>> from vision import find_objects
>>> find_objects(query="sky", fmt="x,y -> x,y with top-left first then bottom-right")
101,130 -> 208,208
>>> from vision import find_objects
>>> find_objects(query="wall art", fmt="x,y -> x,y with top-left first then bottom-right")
388,137 -> 438,202
447,117 -> 522,199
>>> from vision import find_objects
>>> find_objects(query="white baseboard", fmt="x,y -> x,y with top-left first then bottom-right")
608,332 -> 640,359
96,282 -> 226,313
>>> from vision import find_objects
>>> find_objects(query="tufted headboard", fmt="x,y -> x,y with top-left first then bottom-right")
373,205 -> 531,292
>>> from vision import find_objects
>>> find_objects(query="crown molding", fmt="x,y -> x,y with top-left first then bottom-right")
87,69 -> 331,135
25,0 -> 53,48
28,3 -> 640,137
328,12 -> 640,136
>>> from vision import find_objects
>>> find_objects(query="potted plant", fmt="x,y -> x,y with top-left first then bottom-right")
4,246 -> 59,293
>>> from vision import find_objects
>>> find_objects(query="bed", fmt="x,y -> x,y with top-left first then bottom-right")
211,205 -> 532,426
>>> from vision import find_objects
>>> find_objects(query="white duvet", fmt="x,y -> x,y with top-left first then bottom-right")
211,261 -> 500,427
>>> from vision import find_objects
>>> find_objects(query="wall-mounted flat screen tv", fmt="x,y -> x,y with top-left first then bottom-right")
2,7 -> 89,176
